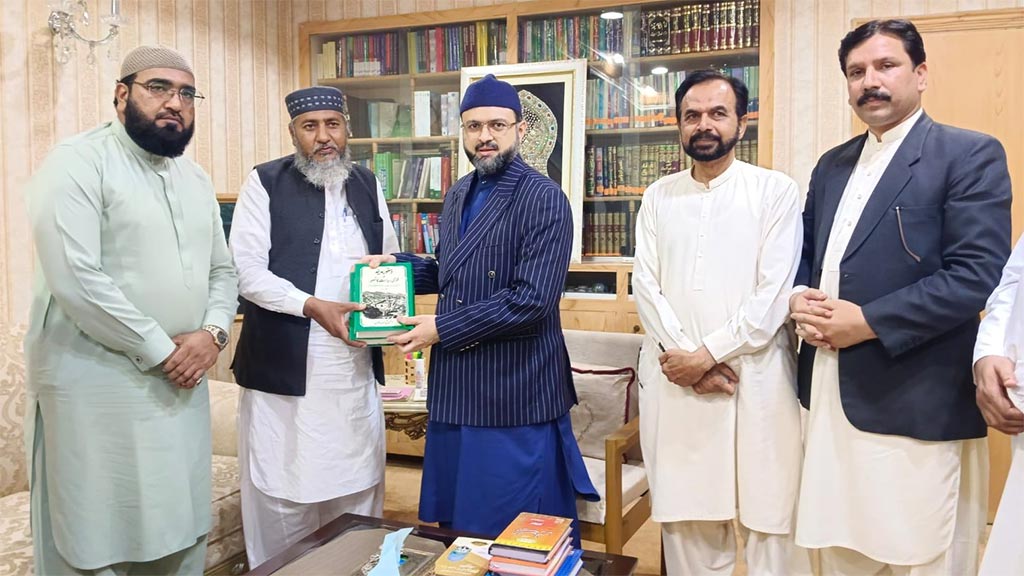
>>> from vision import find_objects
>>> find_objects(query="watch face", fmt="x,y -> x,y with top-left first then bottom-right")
216,331 -> 228,346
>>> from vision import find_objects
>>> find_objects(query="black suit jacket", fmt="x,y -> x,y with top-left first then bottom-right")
795,112 -> 1012,441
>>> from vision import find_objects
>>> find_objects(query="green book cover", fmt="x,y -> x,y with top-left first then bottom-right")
349,262 -> 415,345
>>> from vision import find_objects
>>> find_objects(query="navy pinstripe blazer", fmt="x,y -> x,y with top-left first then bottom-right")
395,155 -> 577,427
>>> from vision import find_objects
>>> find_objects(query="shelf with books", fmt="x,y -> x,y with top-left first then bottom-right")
348,136 -> 457,146
300,0 -> 774,334
518,1 -> 759,64
585,119 -> 758,137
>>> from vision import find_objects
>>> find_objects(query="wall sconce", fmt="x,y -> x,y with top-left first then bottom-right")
48,0 -> 122,65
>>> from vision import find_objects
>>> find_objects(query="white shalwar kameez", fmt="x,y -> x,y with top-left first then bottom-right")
230,169 -> 400,566
795,109 -> 988,576
974,234 -> 1024,576
633,160 -> 809,575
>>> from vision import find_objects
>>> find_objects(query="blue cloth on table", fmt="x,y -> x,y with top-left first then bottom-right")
459,174 -> 498,238
419,412 -> 599,548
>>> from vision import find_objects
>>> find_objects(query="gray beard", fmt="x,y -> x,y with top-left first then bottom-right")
293,146 -> 353,188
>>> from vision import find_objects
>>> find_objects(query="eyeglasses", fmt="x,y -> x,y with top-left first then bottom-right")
461,120 -> 516,135
131,81 -> 206,108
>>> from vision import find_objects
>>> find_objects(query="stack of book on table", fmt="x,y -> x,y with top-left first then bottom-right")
487,512 -> 583,576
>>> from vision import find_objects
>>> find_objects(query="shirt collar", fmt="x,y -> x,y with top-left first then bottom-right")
865,107 -> 923,151
112,119 -> 170,168
688,157 -> 740,192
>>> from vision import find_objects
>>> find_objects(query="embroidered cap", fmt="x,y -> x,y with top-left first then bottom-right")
460,74 -> 521,117
120,45 -> 194,80
285,86 -> 348,119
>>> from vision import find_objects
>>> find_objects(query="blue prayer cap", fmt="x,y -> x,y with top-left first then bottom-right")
285,86 -> 347,119
460,74 -> 521,117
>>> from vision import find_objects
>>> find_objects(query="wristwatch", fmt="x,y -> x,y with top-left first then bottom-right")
202,324 -> 229,351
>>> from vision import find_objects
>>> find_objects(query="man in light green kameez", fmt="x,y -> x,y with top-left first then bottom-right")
23,45 -> 238,575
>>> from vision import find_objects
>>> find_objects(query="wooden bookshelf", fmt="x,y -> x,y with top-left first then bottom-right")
299,0 -> 774,334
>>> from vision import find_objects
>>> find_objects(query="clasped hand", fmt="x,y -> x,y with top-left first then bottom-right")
789,288 -> 876,350
659,346 -> 739,396
163,330 -> 220,389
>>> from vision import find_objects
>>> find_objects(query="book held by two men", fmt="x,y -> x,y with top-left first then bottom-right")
348,262 -> 415,346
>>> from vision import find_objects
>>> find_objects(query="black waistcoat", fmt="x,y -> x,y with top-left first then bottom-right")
232,156 -> 385,395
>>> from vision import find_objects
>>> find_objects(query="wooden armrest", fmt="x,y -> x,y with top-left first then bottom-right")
598,416 -> 642,542
604,416 -> 641,463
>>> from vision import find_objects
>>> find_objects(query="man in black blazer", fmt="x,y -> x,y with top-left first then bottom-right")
789,19 -> 1012,574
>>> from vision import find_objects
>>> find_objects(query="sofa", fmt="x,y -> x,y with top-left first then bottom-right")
0,325 -> 246,576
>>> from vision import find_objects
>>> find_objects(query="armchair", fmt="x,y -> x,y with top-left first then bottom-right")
563,329 -> 650,555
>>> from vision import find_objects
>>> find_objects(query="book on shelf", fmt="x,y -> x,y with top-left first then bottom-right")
434,537 -> 492,576
348,262 -> 415,345
518,1 -> 759,63
389,212 -> 440,255
640,1 -> 759,56
406,20 -> 508,74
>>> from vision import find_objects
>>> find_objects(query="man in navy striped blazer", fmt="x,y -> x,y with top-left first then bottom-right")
363,74 -> 597,542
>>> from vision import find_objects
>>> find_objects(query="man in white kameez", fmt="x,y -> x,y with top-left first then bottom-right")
230,86 -> 400,566
633,69 -> 809,576
25,45 -> 238,574
973,239 -> 1024,576
791,20 -> 1011,575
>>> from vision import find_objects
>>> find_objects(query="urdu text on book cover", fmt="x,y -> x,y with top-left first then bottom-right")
349,262 -> 415,345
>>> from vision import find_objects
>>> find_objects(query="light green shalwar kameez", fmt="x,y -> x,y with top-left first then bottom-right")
23,120 -> 238,574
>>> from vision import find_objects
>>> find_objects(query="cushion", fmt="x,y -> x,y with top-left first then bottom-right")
0,491 -> 32,576
0,324 -> 28,497
569,363 -> 637,460
208,454 -> 244,568
575,456 -> 649,525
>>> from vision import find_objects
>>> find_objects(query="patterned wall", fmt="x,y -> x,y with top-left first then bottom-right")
1,0 -> 1022,342
0,0 -> 510,340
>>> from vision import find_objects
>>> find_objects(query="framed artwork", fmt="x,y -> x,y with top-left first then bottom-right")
459,60 -> 587,263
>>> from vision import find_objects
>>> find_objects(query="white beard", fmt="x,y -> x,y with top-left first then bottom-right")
294,146 -> 353,188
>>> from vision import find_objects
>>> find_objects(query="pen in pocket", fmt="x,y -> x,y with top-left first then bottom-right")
658,341 -> 666,353
895,206 -> 922,263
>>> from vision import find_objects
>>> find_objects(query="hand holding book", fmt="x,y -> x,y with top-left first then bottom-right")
302,297 -> 367,348
388,314 -> 439,353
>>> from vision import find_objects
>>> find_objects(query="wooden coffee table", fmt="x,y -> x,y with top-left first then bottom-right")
245,513 -> 638,575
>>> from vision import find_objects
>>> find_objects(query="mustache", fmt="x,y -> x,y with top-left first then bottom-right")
156,112 -> 184,123
690,132 -> 722,143
314,144 -> 339,154
475,143 -> 498,151
857,89 -> 892,106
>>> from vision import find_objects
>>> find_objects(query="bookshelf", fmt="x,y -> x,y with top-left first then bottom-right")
298,0 -> 774,334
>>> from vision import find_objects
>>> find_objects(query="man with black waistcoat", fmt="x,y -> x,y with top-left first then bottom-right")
229,86 -> 400,566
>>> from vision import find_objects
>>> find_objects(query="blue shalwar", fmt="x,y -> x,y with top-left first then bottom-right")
419,413 -> 599,547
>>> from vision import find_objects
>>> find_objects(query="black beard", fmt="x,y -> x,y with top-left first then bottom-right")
464,139 -> 519,176
683,130 -> 740,162
123,98 -> 194,158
